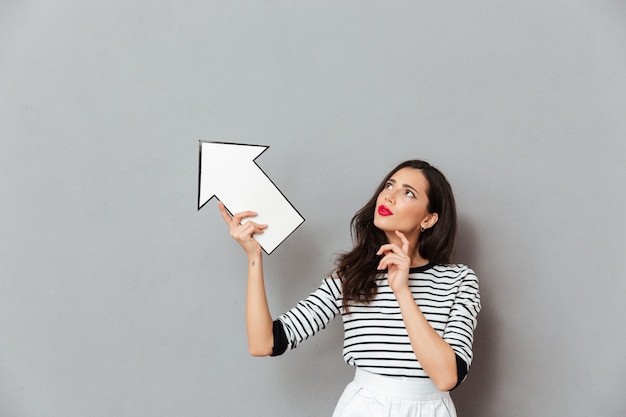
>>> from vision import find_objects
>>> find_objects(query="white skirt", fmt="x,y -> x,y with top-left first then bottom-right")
332,369 -> 457,417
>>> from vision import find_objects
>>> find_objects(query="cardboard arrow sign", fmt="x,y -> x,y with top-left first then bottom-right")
198,141 -> 305,254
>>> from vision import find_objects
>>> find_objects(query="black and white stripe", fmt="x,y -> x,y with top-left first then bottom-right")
276,264 -> 481,379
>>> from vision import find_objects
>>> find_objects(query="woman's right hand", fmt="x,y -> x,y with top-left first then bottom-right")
217,200 -> 268,257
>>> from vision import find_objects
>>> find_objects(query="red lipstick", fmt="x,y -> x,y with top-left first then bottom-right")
377,205 -> 393,216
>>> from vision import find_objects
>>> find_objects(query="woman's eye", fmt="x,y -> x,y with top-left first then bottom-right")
405,190 -> 415,198
385,182 -> 393,190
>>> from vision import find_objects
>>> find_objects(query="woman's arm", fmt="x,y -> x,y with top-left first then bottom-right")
377,231 -> 458,391
218,201 -> 273,357
245,253 -> 274,356
394,289 -> 458,391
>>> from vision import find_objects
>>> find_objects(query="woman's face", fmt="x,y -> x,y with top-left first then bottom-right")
373,168 -> 438,241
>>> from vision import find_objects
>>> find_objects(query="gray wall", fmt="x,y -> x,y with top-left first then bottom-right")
2,1 -> 625,416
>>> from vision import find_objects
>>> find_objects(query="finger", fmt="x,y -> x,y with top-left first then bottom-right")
233,221 -> 268,239
241,221 -> 268,234
376,243 -> 400,256
231,211 -> 259,227
217,201 -> 234,224
378,257 -> 392,270
377,253 -> 401,270
377,249 -> 411,270
394,230 -> 410,254
218,201 -> 258,229
378,259 -> 402,271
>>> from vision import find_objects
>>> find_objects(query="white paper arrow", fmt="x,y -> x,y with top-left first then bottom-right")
198,141 -> 305,254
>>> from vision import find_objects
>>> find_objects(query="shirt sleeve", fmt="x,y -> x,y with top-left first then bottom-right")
272,277 -> 342,354
442,267 -> 481,381
270,319 -> 289,356
452,354 -> 468,390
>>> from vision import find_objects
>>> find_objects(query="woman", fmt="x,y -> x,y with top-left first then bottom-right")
218,160 -> 481,417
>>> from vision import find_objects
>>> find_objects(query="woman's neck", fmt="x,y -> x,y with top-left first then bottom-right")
384,230 -> 428,267
410,253 -> 429,268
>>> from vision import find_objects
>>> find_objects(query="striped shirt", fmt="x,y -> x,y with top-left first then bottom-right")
274,263 -> 481,380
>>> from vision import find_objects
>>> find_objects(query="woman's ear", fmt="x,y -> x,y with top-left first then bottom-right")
422,213 -> 439,230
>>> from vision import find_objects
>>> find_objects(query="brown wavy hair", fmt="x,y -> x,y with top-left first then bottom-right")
335,160 -> 457,312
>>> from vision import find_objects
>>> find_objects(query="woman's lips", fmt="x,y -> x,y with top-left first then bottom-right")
377,205 -> 393,216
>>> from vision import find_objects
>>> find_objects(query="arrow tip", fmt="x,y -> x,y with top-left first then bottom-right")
198,141 -> 269,209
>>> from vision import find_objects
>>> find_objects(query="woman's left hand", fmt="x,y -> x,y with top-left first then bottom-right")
377,230 -> 412,295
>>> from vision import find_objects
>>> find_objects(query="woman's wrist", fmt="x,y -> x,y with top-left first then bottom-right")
393,286 -> 415,304
247,252 -> 262,267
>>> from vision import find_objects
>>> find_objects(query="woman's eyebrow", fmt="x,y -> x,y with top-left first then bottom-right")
404,184 -> 420,194
389,178 -> 420,195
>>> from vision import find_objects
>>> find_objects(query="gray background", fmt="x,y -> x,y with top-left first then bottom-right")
1,1 -> 625,416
